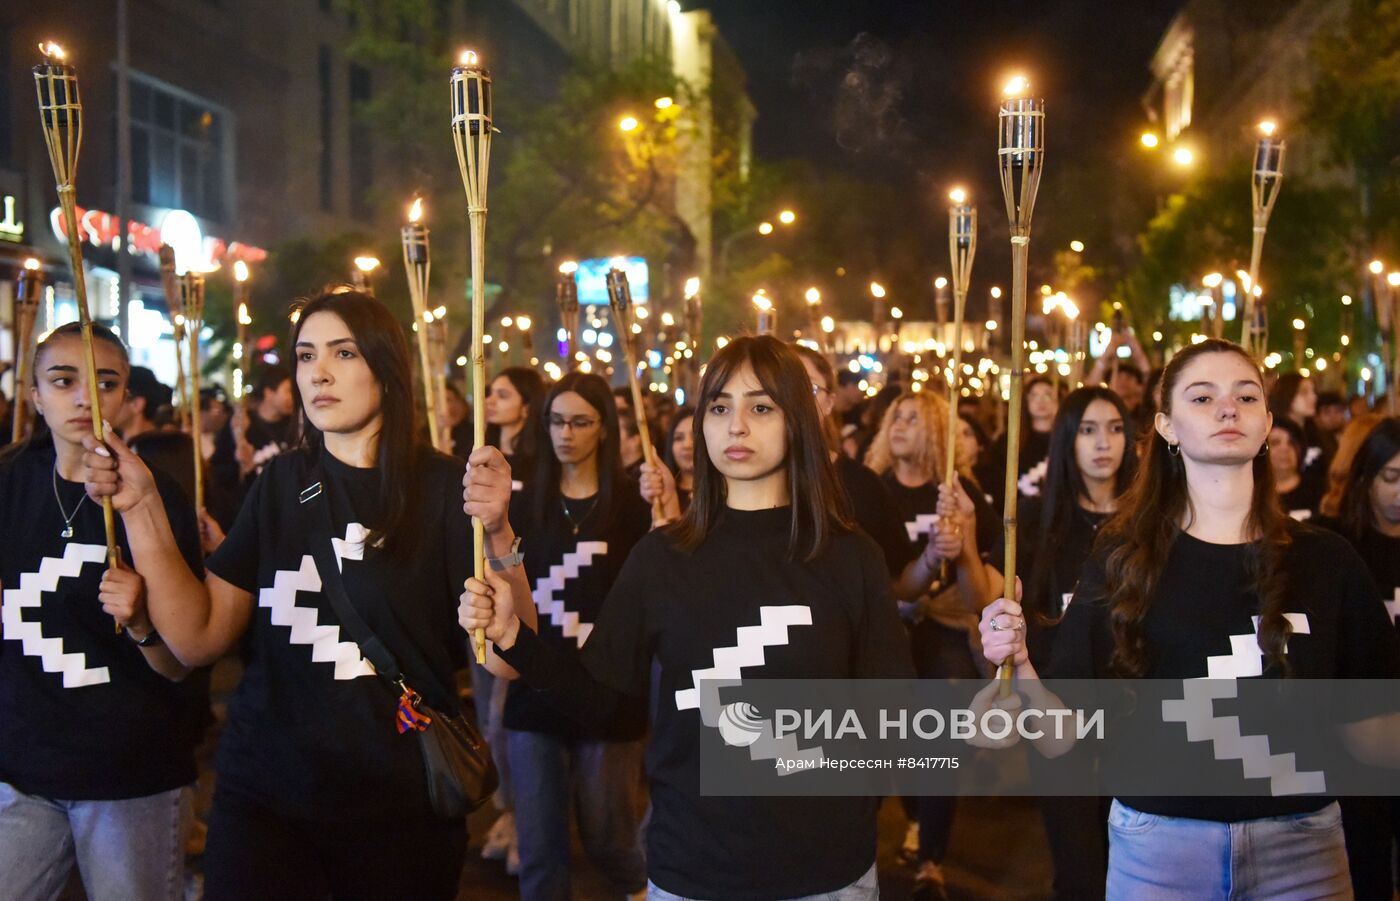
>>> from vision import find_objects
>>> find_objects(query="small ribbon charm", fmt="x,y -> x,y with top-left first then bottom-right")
395,686 -> 433,734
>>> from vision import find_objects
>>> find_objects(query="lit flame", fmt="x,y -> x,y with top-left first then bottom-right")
434,305 -> 447,318
1258,120 -> 1278,137
460,49 -> 479,66
559,260 -> 578,275
935,277 -> 948,290
408,197 -> 424,223
234,260 -> 250,282
805,287 -> 821,305
870,282 -> 886,299
609,256 -> 628,271
39,41 -> 67,61
1002,75 -> 1029,97
684,276 -> 700,298
821,315 -> 835,333
990,286 -> 1002,299
1202,272 -> 1223,288
354,255 -> 380,273
1371,260 -> 1385,275
23,257 -> 41,271
752,294 -> 772,312
238,303 -> 252,325
890,307 -> 904,320
948,187 -> 967,204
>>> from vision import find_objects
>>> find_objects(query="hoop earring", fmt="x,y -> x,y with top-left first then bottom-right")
1167,443 -> 1180,457
1259,442 -> 1269,457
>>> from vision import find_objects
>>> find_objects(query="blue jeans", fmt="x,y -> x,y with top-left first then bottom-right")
0,780 -> 189,901
647,861 -> 878,901
1107,799 -> 1352,899
507,729 -> 647,901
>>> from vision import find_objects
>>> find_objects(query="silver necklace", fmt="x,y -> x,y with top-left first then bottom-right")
52,463 -> 88,539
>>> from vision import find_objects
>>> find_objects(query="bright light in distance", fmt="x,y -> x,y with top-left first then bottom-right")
1258,120 -> 1278,137
990,286 -> 1002,299
460,49 -> 479,66
805,287 -> 821,305
1172,147 -> 1194,167
234,260 -> 250,282
654,96 -> 673,109
1389,273 -> 1400,287
934,277 -> 948,290
1203,272 -> 1223,288
1342,295 -> 1353,306
751,294 -> 772,311
1292,319 -> 1306,331
684,276 -> 700,298
1140,132 -> 1160,148
948,187 -> 967,204
407,197 -> 424,223
890,307 -> 903,320
559,260 -> 578,275
985,320 -> 998,331
870,282 -> 886,298
1069,240 -> 1085,253
354,256 -> 380,273
778,210 -> 796,225
758,222 -> 774,235
821,315 -> 835,333
517,315 -> 532,330
1002,74 -> 1029,97
1371,260 -> 1385,275
618,116 -> 639,132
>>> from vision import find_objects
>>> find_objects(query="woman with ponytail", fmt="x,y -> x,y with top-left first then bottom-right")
978,339 -> 1400,898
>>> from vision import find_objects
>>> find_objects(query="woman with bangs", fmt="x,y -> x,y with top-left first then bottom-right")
461,335 -> 913,900
979,338 -> 1400,899
81,289 -> 521,898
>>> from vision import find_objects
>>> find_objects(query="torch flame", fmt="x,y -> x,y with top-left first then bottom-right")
460,49 -> 479,66
1258,120 -> 1278,137
238,303 -> 252,325
751,294 -> 772,312
805,287 -> 821,305
23,257 -> 41,271
949,187 -> 967,204
39,41 -> 67,61
408,197 -> 424,223
684,276 -> 700,299
1002,75 -> 1029,97
234,260 -> 250,283
559,260 -> 578,275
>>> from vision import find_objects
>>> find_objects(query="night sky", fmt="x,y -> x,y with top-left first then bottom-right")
697,0 -> 1187,289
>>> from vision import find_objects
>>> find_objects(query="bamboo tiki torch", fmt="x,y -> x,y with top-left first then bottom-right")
159,245 -> 190,433
451,49 -> 495,664
996,76 -> 1046,694
752,292 -> 775,336
942,188 -> 976,585
180,272 -> 206,512
683,277 -> 702,394
233,261 -> 251,400
34,41 -> 120,581
557,262 -> 580,368
607,267 -> 667,523
402,197 -> 443,452
11,259 -> 45,444
1243,121 -> 1284,359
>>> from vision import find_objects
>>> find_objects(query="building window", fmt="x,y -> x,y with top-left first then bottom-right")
126,73 -> 231,222
1161,42 -> 1193,141
349,64 -> 373,219
319,45 -> 334,212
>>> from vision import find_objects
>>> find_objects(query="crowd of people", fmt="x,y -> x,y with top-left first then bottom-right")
2,289 -> 1400,900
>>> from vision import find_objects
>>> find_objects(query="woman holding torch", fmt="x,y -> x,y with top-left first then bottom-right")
81,290 -> 524,898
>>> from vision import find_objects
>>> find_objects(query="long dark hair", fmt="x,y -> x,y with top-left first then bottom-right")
664,405 -> 696,476
1029,386 -> 1137,618
672,335 -> 851,561
486,367 -> 545,459
1339,418 -> 1400,541
529,371 -> 623,533
1099,338 -> 1293,677
1,322 -> 129,462
289,289 -> 424,562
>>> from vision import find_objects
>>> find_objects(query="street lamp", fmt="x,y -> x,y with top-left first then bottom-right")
758,221 -> 774,236
778,209 -> 796,225
618,115 -> 639,132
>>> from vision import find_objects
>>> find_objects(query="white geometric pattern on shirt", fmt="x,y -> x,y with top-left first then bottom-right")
1018,458 -> 1049,497
904,514 -> 939,543
1385,589 -> 1399,626
1,542 -> 111,688
1161,613 -> 1323,795
258,522 -> 375,680
531,541 -> 606,648
675,605 -> 813,711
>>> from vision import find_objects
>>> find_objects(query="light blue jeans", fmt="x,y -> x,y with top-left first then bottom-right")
507,729 -> 647,901
0,780 -> 190,901
1106,798 -> 1352,899
647,861 -> 878,901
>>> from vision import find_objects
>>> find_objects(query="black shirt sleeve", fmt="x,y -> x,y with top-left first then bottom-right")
850,534 -> 916,678
839,459 -> 916,577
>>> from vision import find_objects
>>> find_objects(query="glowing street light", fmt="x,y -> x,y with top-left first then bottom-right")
805,287 -> 821,305
1371,260 -> 1386,275
618,115 -> 639,132
758,221 -> 774,235
1172,146 -> 1194,167
778,209 -> 797,225
1203,272 -> 1223,288
654,96 -> 673,110
1069,240 -> 1085,253
870,282 -> 886,299
1140,131 -> 1160,148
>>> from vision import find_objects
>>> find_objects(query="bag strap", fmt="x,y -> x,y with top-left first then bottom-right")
299,462 -> 407,688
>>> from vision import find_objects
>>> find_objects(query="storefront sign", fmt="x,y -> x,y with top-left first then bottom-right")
0,195 -> 23,242
48,204 -> 267,271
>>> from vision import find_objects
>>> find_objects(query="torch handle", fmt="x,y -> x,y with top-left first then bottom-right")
997,239 -> 1031,696
59,190 -> 121,620
12,304 -> 36,445
189,324 -> 203,512
619,317 -> 667,523
1243,232 -> 1265,354
469,211 -> 488,665
407,278 -> 442,452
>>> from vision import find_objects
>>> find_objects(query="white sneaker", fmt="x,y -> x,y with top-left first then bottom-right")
481,811 -> 515,861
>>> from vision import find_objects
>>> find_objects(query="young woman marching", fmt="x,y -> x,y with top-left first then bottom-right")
989,375 -> 1058,505
664,406 -> 696,513
0,323 -> 205,900
82,290 -> 520,899
963,385 -> 1136,900
1318,417 -> 1400,900
863,390 -> 994,896
493,370 -> 655,901
794,345 -> 915,579
462,336 -> 914,900
485,366 -> 545,476
979,338 -> 1400,899
1269,418 -> 1322,520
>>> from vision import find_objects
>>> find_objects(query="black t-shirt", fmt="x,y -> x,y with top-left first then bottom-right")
1050,522 -> 1400,822
881,472 -> 999,583
1316,518 -> 1400,628
499,507 -> 914,900
244,410 -> 296,474
206,448 -> 471,821
0,442 -> 207,800
1279,479 -> 1322,521
835,456 -> 915,578
505,478 -> 651,739
990,497 -> 1108,671
991,427 -> 1052,503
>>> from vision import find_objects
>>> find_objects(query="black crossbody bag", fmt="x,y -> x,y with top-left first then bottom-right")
299,469 -> 497,819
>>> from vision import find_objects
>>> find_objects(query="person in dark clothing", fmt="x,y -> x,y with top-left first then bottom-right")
463,336 -> 915,900
663,405 -> 696,513
1270,417 -> 1322,520
239,364 -> 297,479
